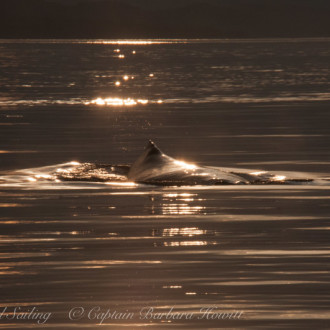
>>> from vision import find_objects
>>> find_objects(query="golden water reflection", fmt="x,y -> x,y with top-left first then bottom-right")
152,193 -> 206,215
85,97 -> 163,106
161,204 -> 204,215
163,241 -> 209,247
84,40 -> 185,45
152,226 -> 208,238
162,285 -> 182,289
139,194 -> 210,247
162,227 -> 207,237
152,226 -> 214,247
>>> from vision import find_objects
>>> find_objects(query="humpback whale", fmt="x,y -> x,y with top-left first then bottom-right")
126,140 -> 311,186
128,140 -> 249,185
9,140 -> 316,186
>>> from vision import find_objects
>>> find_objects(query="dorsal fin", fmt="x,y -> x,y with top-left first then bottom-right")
145,140 -> 162,156
128,140 -> 166,180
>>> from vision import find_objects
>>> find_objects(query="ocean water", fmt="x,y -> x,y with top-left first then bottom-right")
0,39 -> 330,329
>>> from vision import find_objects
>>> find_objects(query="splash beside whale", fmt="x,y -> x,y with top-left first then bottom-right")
2,140 -> 322,187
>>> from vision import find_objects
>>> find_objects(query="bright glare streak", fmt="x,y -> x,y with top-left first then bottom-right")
35,174 -> 53,180
123,75 -> 129,80
56,168 -> 70,173
163,193 -> 195,198
274,175 -> 286,181
107,41 -> 156,45
115,81 -> 121,86
118,54 -> 125,59
162,227 -> 206,237
173,160 -> 196,170
137,99 -> 148,105
164,241 -> 208,247
85,97 -> 149,106
250,171 -> 267,175
84,97 -> 163,106
161,204 -> 204,215
163,285 -> 182,289
105,182 -> 137,187
83,40 -> 185,45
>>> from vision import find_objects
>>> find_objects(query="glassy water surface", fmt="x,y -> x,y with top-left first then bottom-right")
0,39 -> 330,329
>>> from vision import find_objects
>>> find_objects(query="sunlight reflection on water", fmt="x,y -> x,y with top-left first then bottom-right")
85,97 -> 149,106
0,97 -> 163,107
1,38 -> 330,329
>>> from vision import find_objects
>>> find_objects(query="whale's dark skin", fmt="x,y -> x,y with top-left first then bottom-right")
127,140 -> 304,186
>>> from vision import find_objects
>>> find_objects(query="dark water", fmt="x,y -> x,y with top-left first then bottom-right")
0,39 -> 330,329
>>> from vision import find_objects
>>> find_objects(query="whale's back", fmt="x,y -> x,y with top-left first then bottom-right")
127,141 -> 248,185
